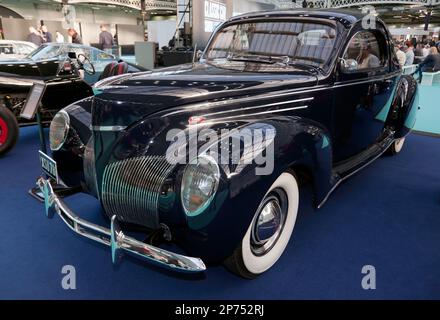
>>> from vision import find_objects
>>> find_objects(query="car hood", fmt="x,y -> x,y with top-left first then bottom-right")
92,62 -> 318,127
0,58 -> 62,79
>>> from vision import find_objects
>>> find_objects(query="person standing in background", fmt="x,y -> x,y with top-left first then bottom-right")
68,28 -> 83,44
55,31 -> 65,43
41,25 -> 53,43
414,43 -> 423,57
395,43 -> 406,68
26,26 -> 43,46
422,44 -> 430,58
404,42 -> 415,66
99,25 -> 114,54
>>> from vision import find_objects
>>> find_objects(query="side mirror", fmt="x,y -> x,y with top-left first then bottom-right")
68,51 -> 77,59
340,58 -> 358,72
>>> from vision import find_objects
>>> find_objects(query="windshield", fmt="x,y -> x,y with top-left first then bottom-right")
27,44 -> 62,61
204,20 -> 337,71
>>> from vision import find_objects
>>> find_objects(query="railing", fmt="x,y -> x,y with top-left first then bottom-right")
51,0 -> 177,11
403,64 -> 417,75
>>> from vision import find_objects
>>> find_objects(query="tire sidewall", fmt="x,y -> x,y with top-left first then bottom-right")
0,107 -> 19,156
393,137 -> 405,154
241,172 -> 299,275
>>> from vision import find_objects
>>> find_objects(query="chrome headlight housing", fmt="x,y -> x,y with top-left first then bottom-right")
49,110 -> 70,151
181,155 -> 220,216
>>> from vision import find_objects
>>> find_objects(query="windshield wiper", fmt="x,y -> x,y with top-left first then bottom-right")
227,54 -> 281,65
287,61 -> 323,75
227,54 -> 323,74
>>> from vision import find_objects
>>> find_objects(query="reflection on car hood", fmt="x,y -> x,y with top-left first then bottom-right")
92,62 -> 318,127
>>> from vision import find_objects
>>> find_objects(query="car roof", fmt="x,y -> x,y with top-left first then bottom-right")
228,9 -> 368,28
0,40 -> 37,47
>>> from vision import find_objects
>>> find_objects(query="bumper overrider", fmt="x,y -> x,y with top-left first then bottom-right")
36,177 -> 206,273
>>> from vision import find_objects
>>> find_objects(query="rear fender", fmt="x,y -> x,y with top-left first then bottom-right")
386,75 -> 419,138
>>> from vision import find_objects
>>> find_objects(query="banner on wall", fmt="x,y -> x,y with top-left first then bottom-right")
204,0 -> 227,33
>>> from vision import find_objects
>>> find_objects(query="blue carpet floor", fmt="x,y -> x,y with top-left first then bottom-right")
0,126 -> 439,299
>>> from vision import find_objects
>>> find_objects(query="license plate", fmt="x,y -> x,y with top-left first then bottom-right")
39,151 -> 58,183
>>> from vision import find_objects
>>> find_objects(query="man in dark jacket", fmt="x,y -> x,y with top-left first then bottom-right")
41,25 -> 53,43
26,26 -> 43,46
99,25 -> 114,53
68,28 -> 83,44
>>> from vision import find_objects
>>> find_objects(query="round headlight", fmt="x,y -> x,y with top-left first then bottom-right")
181,155 -> 220,216
49,110 -> 70,151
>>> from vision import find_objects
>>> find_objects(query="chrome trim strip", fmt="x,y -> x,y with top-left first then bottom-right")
37,177 -> 206,273
210,105 -> 308,121
163,91 -> 320,117
201,97 -> 313,118
162,73 -> 400,118
92,125 -> 127,131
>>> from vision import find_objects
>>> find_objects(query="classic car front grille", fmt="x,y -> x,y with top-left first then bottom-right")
101,156 -> 175,228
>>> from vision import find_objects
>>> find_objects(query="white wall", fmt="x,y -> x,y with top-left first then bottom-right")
193,0 -> 233,49
118,24 -> 145,46
147,20 -> 176,48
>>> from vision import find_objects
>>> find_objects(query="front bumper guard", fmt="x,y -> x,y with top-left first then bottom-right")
36,177 -> 206,273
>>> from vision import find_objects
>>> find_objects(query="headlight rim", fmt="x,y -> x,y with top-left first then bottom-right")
180,154 -> 221,217
49,109 -> 70,151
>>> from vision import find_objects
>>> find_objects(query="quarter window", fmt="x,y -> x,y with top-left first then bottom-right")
343,31 -> 384,71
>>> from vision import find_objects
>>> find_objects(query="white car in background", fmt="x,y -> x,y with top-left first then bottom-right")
0,40 -> 38,61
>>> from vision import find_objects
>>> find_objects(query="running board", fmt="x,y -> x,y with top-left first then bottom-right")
333,134 -> 394,179
317,132 -> 395,209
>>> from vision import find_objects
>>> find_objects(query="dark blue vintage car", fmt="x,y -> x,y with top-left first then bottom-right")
36,9 -> 419,278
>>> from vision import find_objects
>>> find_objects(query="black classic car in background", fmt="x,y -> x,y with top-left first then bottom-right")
0,51 -> 142,156
36,9 -> 418,278
0,54 -> 93,155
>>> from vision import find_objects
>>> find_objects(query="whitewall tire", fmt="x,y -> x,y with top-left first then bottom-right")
224,171 -> 299,279
388,137 -> 406,155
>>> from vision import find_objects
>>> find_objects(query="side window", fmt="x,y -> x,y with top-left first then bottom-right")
342,31 -> 385,72
0,45 -> 14,54
67,46 -> 89,59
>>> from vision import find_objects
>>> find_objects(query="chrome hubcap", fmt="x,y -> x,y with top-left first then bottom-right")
251,189 -> 288,256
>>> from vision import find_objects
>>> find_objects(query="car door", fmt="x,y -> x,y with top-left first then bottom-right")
332,25 -> 395,162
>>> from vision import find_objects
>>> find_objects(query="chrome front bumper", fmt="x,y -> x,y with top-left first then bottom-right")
36,177 -> 206,273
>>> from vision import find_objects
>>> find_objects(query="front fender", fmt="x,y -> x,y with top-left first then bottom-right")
102,113 -> 334,262
175,116 -> 333,262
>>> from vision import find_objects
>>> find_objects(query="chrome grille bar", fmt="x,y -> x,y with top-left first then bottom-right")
101,156 -> 175,228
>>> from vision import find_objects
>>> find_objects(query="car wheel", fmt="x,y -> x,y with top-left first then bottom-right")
224,171 -> 299,279
0,106 -> 19,156
387,137 -> 405,156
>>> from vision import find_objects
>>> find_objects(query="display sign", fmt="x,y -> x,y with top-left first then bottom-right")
20,81 -> 46,120
204,0 -> 227,33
